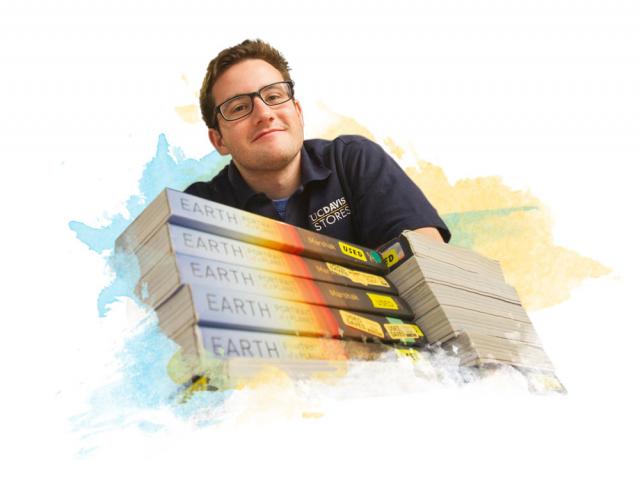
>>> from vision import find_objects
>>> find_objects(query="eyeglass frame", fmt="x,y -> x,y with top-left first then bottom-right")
212,80 -> 296,129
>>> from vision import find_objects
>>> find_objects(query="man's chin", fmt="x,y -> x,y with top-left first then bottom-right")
239,152 -> 297,173
256,156 -> 297,172
254,145 -> 301,170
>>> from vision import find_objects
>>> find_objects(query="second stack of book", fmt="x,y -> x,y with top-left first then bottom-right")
380,231 -> 554,372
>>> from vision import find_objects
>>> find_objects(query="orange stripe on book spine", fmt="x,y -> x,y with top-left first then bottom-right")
282,250 -> 313,280
297,277 -> 328,306
312,305 -> 340,338
276,223 -> 305,255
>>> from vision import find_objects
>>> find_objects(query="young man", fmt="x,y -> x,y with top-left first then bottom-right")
186,39 -> 450,249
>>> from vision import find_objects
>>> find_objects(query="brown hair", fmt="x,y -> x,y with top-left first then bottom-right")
200,39 -> 292,130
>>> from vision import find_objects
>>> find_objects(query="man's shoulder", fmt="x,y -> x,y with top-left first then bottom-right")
304,134 -> 378,151
304,135 -> 385,166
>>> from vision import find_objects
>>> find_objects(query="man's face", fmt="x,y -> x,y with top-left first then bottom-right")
208,59 -> 304,174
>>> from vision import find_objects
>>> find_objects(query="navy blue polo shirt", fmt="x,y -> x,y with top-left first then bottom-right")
185,135 -> 451,249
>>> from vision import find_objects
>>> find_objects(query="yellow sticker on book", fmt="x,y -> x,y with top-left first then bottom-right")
338,242 -> 367,262
339,310 -> 385,338
395,348 -> 421,362
384,323 -> 424,339
381,242 -> 404,268
366,293 -> 399,310
325,262 -> 390,288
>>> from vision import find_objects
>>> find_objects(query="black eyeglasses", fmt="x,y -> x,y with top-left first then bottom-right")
213,81 -> 295,127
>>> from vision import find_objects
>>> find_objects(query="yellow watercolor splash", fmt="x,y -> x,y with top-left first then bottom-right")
167,349 -> 348,390
413,167 -> 610,309
175,74 -> 201,124
315,109 -> 610,311
175,104 -> 200,124
167,350 -> 339,418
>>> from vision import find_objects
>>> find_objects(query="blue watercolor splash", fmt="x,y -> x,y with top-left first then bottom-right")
70,133 -> 229,316
68,134 -> 231,443
70,314 -> 231,451
443,206 -> 538,250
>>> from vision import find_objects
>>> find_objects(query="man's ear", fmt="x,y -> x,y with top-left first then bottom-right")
294,99 -> 304,128
208,128 -> 230,155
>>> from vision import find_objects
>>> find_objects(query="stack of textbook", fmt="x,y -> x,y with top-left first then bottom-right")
380,231 -> 555,372
116,189 -> 425,384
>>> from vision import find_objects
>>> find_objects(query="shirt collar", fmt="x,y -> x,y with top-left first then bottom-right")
299,143 -> 332,185
227,144 -> 332,208
227,160 -> 260,208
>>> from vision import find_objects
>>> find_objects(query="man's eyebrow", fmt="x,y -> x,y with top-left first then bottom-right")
218,82 -> 284,104
220,91 -> 251,102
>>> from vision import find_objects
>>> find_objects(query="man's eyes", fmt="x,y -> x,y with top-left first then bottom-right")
233,104 -> 250,112
220,85 -> 288,117
227,101 -> 250,113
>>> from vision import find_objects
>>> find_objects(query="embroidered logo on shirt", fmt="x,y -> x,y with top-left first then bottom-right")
308,197 -> 351,232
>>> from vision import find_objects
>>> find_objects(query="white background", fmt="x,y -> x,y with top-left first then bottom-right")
1,1 -> 639,478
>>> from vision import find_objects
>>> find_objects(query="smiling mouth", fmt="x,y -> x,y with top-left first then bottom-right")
253,129 -> 283,141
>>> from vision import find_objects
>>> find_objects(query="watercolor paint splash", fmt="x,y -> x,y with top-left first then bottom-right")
70,313 -> 230,439
68,135 -> 233,442
67,106 -> 592,434
174,74 -> 201,125
69,133 -> 229,315
315,110 -> 611,311
175,104 -> 200,124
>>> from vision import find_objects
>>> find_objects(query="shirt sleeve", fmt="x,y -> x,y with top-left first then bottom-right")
335,136 -> 451,248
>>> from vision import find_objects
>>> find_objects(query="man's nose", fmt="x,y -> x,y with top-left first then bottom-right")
251,95 -> 275,122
